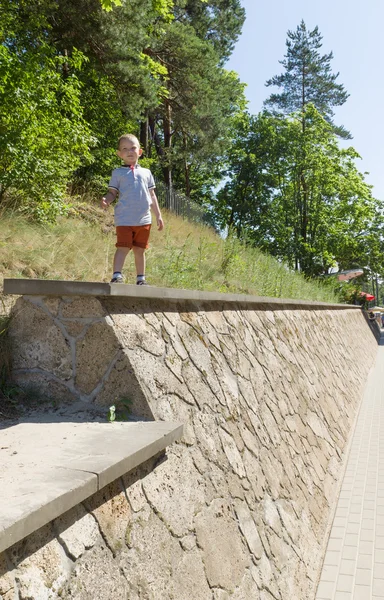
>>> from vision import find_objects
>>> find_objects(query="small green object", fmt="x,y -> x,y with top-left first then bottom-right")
108,405 -> 116,422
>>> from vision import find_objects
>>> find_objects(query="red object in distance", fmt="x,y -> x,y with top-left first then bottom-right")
360,292 -> 375,301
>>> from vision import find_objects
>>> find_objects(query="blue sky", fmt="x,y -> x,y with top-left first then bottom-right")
226,0 -> 384,200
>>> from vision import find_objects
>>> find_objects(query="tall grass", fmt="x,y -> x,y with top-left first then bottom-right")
0,199 -> 340,303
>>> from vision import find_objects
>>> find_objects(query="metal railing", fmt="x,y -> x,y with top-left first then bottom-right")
155,182 -> 210,226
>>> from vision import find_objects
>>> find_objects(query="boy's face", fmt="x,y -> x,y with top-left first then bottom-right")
117,139 -> 143,165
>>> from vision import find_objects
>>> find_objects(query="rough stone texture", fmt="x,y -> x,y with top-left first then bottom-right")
9,299 -> 72,379
4,523 -> 72,600
60,297 -> 107,319
94,352 -> 154,419
195,498 -> 249,591
55,505 -> 100,561
0,554 -> 14,599
60,544 -> 130,599
75,320 -> 120,395
141,448 -> 206,537
2,294 -> 378,599
234,500 -> 264,559
83,480 -> 131,555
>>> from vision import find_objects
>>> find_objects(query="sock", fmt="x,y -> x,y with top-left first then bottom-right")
113,271 -> 122,276
136,274 -> 145,283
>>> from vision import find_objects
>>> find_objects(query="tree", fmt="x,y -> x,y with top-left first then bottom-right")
45,0 -> 245,197
0,0 -> 246,213
0,44 -> 94,220
101,0 -> 174,20
0,1 -> 94,220
213,106 -> 383,276
173,0 -> 245,63
4,0 -> 164,194
213,111 -> 277,238
47,0 -> 161,119
264,20 -> 351,139
141,13 -> 246,195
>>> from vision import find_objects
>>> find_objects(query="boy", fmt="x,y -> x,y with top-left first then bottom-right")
101,134 -> 164,284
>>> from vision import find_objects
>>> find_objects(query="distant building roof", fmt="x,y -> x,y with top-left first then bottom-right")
337,269 -> 364,281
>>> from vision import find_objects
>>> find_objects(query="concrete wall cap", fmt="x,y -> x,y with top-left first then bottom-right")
3,278 -> 360,311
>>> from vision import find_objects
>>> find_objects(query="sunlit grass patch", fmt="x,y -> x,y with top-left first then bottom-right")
0,197 -> 340,304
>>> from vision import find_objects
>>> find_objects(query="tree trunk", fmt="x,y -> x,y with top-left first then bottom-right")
301,62 -> 306,133
140,118 -> 149,157
149,105 -> 173,189
300,173 -> 308,241
163,99 -> 172,189
300,66 -> 309,273
183,134 -> 190,197
149,114 -> 171,187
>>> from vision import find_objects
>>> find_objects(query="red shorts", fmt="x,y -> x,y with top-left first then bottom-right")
115,225 -> 151,249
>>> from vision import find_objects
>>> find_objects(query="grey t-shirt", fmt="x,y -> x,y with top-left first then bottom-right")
108,164 -> 156,226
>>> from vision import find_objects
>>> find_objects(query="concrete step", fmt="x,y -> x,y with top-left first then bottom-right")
0,419 -> 183,553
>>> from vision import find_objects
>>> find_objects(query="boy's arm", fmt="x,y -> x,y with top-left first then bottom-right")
149,188 -> 164,231
101,188 -> 118,209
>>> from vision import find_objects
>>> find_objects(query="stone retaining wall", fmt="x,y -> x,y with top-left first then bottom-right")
0,294 -> 378,599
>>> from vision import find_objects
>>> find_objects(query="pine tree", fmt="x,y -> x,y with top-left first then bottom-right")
264,20 -> 350,139
141,1 -> 246,194
174,0 -> 245,63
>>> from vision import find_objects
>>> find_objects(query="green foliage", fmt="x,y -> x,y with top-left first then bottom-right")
47,0 -> 162,117
214,106 -> 384,277
71,70 -> 138,193
265,20 -> 350,139
0,44 -> 94,221
100,0 -> 122,10
144,18 -> 246,195
174,0 -> 245,62
101,0 -> 175,20
151,0 -> 174,21
0,0 -> 246,209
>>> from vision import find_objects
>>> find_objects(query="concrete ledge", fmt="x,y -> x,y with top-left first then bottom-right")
3,278 -> 360,310
0,420 -> 183,553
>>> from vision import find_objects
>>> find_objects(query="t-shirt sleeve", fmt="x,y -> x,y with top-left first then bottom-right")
148,171 -> 156,190
108,169 -> 120,191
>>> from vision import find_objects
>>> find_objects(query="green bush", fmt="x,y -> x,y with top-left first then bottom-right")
0,45 -> 94,222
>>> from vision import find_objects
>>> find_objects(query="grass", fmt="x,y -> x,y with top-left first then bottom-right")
0,197 -> 340,302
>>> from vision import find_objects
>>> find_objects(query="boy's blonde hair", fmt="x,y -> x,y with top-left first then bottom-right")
118,134 -> 140,149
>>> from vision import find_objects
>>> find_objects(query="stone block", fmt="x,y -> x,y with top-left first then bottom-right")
234,500 -> 263,559
61,544 -> 130,599
55,505 -> 100,560
60,297 -> 106,319
9,299 -> 72,379
142,450 -> 205,537
75,320 -> 120,394
195,498 -> 249,591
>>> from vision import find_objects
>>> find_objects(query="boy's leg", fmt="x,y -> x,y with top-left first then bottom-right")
131,226 -> 150,284
133,246 -> 146,283
111,227 -> 133,282
113,247 -> 131,273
